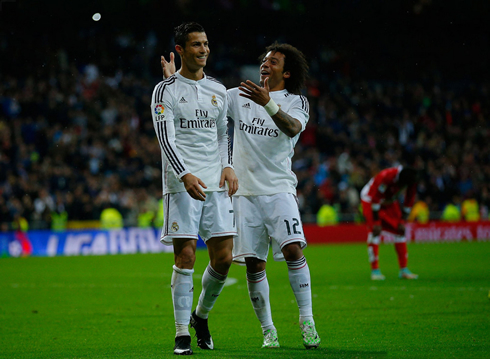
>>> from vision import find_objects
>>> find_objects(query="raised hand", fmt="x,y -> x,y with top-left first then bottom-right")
161,53 -> 176,79
238,79 -> 270,106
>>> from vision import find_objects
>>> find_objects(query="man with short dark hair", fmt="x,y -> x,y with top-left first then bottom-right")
152,22 -> 238,355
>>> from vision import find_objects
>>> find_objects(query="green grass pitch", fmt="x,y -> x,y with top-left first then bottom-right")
1,241 -> 489,358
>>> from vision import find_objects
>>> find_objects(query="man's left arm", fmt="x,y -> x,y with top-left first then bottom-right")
269,108 -> 303,137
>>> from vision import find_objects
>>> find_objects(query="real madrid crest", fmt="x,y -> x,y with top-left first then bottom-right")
171,221 -> 179,232
211,95 -> 218,107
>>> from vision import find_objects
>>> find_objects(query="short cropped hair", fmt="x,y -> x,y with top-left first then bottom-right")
174,22 -> 206,48
259,42 -> 309,94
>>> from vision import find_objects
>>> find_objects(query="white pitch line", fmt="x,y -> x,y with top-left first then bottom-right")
224,277 -> 238,287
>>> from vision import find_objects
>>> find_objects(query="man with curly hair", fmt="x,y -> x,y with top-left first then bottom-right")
229,43 -> 320,350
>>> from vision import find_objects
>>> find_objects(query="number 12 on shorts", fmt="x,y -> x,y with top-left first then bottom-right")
284,218 -> 302,235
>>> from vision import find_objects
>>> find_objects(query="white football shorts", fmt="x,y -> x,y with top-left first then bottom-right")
232,193 -> 306,263
160,191 -> 237,245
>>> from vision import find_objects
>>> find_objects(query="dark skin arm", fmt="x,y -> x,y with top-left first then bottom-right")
238,78 -> 302,138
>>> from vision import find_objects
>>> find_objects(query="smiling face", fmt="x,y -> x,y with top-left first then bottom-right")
260,51 -> 290,91
176,31 -> 209,76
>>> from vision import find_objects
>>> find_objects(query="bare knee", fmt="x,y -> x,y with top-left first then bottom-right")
208,236 -> 233,274
281,242 -> 303,261
211,251 -> 232,274
245,257 -> 266,273
174,245 -> 196,269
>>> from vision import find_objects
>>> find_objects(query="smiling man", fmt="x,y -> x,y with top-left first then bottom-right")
228,43 -> 320,350
161,41 -> 320,350
151,22 -> 238,355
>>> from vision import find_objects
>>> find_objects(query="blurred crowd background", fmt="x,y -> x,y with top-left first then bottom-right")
1,0 -> 489,231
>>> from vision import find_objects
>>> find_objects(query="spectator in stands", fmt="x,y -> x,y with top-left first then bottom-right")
461,196 -> 480,222
316,199 -> 339,226
408,195 -> 429,224
100,204 -> 124,230
441,197 -> 462,222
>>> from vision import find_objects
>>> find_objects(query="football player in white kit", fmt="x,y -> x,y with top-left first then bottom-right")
151,22 -> 238,355
229,43 -> 320,349
161,42 -> 320,350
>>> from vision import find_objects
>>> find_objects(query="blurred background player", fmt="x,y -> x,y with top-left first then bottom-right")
152,22 -> 238,355
360,166 -> 419,280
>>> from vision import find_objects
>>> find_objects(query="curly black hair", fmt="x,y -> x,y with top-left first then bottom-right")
259,42 -> 309,95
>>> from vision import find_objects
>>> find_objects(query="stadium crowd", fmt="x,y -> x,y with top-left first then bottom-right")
1,2 -> 489,231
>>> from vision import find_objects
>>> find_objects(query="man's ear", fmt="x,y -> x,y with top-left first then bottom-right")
175,44 -> 184,56
283,71 -> 291,79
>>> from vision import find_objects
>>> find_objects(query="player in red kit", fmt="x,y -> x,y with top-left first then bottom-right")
360,166 -> 419,280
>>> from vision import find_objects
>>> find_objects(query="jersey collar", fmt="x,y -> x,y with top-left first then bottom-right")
176,71 -> 207,85
270,89 -> 289,96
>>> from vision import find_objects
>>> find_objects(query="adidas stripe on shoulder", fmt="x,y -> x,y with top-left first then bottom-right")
299,95 -> 309,113
153,75 -> 177,103
207,75 -> 224,86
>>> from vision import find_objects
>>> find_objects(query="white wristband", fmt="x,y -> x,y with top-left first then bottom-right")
264,98 -> 280,116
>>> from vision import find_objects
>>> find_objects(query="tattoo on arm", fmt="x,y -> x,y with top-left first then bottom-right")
271,109 -> 302,137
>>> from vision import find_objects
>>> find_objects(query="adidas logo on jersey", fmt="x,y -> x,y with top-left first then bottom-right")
242,103 -> 251,109
179,97 -> 188,103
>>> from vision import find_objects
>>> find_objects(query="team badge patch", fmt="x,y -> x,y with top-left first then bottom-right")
211,95 -> 218,107
171,221 -> 179,232
154,104 -> 165,115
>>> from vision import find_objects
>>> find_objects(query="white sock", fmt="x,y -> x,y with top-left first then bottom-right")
171,265 -> 194,336
196,263 -> 227,319
287,256 -> 313,323
247,270 -> 275,333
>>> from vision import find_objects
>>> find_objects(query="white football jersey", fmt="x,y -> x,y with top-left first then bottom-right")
227,88 -> 309,195
151,72 -> 232,194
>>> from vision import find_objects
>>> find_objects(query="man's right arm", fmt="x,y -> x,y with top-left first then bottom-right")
151,83 -> 207,201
